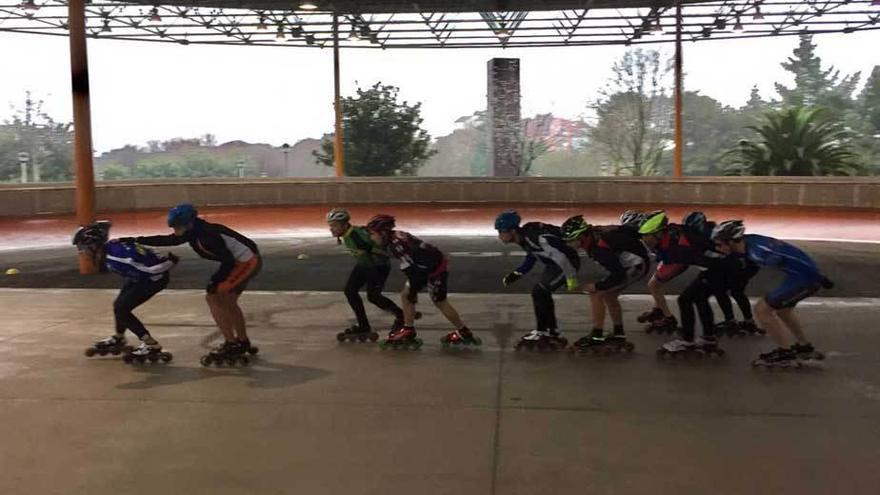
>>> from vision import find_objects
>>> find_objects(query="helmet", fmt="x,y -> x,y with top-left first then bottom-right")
619,210 -> 647,228
638,211 -> 668,235
326,208 -> 351,223
711,220 -> 746,242
561,215 -> 591,241
366,214 -> 396,233
72,220 -> 111,247
494,210 -> 521,231
167,203 -> 198,228
682,211 -> 707,231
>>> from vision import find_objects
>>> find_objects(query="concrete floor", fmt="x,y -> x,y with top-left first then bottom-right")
1,289 -> 879,495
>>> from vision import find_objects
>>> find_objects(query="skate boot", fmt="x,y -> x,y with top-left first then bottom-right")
123,339 -> 173,364
714,320 -> 743,338
637,307 -> 664,324
390,311 -> 423,332
238,338 -> 260,355
572,329 -> 606,351
646,315 -> 678,334
200,340 -> 249,367
752,347 -> 801,368
738,320 -> 766,336
656,338 -> 698,358
514,329 -> 568,351
84,334 -> 132,357
337,324 -> 379,343
380,326 -> 423,350
695,336 -> 725,357
790,342 -> 825,361
603,334 -> 636,354
441,327 -> 482,348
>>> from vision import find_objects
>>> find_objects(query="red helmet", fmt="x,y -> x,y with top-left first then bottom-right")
366,214 -> 396,233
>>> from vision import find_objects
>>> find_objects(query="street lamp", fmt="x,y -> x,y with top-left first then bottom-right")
237,160 -> 246,178
281,143 -> 291,175
17,152 -> 29,183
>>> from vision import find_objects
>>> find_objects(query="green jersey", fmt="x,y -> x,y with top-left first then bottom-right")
340,226 -> 389,267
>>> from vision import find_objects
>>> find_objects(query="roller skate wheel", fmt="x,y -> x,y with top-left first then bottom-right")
336,332 -> 346,342
109,347 -> 121,355
84,348 -> 96,357
161,352 -> 173,363
148,353 -> 160,363
357,334 -> 368,343
239,356 -> 250,366
122,354 -> 134,363
414,311 -> 423,320
472,336 -> 482,346
369,332 -> 379,342
97,349 -> 108,356
213,358 -> 225,367
133,355 -> 145,363
200,355 -> 212,366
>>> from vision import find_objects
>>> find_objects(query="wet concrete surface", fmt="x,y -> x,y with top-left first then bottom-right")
0,290 -> 878,495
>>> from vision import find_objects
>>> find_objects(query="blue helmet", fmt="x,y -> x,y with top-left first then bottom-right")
682,211 -> 707,231
167,203 -> 198,228
494,210 -> 521,231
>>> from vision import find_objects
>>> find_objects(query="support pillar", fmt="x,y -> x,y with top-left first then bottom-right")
69,0 -> 98,273
673,1 -> 684,178
332,13 -> 344,177
487,58 -> 522,177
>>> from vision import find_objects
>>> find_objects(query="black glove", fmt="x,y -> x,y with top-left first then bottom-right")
819,275 -> 834,289
206,283 -> 218,294
502,271 -> 522,286
167,252 -> 180,264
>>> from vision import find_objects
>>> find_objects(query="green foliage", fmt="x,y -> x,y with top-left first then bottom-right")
588,49 -> 672,176
103,153 -> 240,179
0,92 -> 74,182
723,107 -> 863,176
314,83 -> 436,176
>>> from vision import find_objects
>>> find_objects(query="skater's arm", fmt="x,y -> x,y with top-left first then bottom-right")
107,255 -> 175,275
134,233 -> 187,247
515,253 -> 537,275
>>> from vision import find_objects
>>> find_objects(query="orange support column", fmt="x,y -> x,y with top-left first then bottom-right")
673,1 -> 684,178
69,0 -> 98,273
332,13 -> 345,177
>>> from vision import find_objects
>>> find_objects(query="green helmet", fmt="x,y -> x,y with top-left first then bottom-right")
561,215 -> 591,241
638,211 -> 668,235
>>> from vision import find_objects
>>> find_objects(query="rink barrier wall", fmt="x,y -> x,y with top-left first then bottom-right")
1,177 -> 877,216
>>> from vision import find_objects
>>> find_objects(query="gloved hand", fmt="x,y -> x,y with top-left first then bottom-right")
566,277 -> 579,292
502,271 -> 522,286
167,252 -> 180,264
116,237 -> 136,244
206,282 -> 218,294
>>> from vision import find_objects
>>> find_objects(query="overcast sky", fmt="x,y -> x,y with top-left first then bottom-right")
1,29 -> 877,153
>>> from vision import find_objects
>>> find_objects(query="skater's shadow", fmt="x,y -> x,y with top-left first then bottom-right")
115,359 -> 331,390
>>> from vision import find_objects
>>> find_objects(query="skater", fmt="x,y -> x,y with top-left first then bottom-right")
74,221 -> 177,363
711,220 -> 833,367
619,210 -> 647,233
639,212 -> 725,357
124,203 -> 261,364
365,214 -> 479,349
495,210 -> 581,350
327,208 -> 404,342
683,211 -> 758,337
634,211 -> 690,332
561,215 -> 649,354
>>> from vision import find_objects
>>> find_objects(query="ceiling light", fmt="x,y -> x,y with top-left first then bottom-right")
299,2 -> 318,9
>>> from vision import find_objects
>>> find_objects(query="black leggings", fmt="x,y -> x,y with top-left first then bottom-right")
532,263 -> 566,332
677,270 -> 717,341
345,264 -> 402,330
713,257 -> 759,321
114,275 -> 168,339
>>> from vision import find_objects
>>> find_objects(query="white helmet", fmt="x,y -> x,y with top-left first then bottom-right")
326,208 -> 351,223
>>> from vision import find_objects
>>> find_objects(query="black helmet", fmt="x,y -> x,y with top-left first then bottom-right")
561,215 -> 591,241
619,210 -> 647,229
711,220 -> 746,242
366,214 -> 396,233
682,211 -> 707,231
72,221 -> 111,247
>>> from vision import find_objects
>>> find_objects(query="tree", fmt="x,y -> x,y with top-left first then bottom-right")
0,92 -> 73,182
588,49 -> 672,176
314,83 -> 436,176
775,35 -> 860,122
519,137 -> 549,176
676,91 -> 744,175
854,66 -> 880,173
723,107 -> 863,176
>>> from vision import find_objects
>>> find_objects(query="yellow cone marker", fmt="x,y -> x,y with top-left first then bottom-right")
5,268 -> 20,275
297,253 -> 309,260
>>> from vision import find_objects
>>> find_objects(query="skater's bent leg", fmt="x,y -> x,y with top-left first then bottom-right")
206,293 -> 236,342
434,299 -> 465,329
590,292 -> 606,330
731,287 -> 753,320
648,276 -> 672,317
603,291 -> 624,327
776,308 -> 808,344
345,266 -> 370,329
400,284 -> 417,327
677,283 -> 700,342
755,299 -> 792,347
532,284 -> 557,331
228,293 -> 249,341
366,266 -> 403,320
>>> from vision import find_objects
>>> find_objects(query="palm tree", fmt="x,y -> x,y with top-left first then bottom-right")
724,107 -> 863,176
